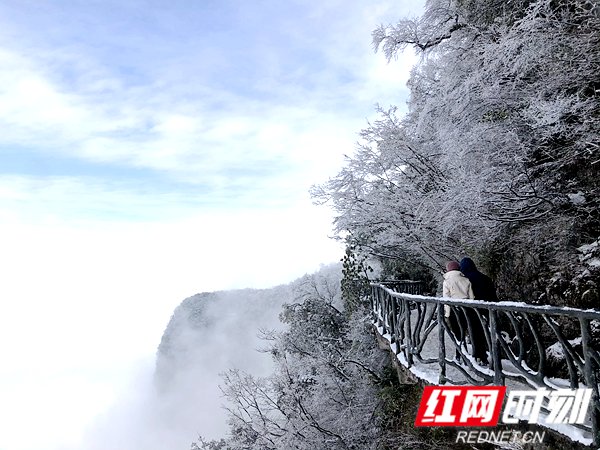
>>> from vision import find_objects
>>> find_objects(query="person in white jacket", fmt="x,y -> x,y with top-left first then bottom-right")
442,261 -> 475,361
443,261 -> 474,301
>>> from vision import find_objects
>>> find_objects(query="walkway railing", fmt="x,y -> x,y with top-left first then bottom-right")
370,281 -> 600,443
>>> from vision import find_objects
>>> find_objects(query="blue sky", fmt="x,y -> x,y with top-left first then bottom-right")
0,1 -> 423,449
0,0 -> 421,222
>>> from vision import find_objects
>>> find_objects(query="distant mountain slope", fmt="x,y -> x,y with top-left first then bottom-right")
152,263 -> 343,443
155,284 -> 293,391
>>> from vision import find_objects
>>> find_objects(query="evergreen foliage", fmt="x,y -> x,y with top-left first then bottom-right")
340,243 -> 373,314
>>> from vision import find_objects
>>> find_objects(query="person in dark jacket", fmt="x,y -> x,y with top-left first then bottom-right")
459,257 -> 498,364
460,257 -> 498,302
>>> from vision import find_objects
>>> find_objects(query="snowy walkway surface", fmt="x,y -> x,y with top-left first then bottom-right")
374,303 -> 596,446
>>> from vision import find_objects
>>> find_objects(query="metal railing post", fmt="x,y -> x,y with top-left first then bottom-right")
390,294 -> 398,344
580,317 -> 600,445
404,297 -> 414,366
382,290 -> 389,334
488,310 -> 504,385
438,303 -> 446,384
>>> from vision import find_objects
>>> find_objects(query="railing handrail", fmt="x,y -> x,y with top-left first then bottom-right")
378,279 -> 424,284
371,282 -> 600,320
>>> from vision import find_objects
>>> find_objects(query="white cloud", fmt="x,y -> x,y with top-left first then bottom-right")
0,1 -> 419,196
0,45 -> 360,200
0,201 -> 343,450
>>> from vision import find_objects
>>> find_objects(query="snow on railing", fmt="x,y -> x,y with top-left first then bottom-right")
370,281 -> 600,444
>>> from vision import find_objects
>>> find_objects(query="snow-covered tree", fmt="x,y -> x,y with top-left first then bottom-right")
195,267 -> 445,449
217,269 -> 384,450
315,0 -> 600,304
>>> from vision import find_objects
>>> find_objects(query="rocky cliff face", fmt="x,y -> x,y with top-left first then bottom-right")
154,285 -> 293,391
150,285 -> 294,440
